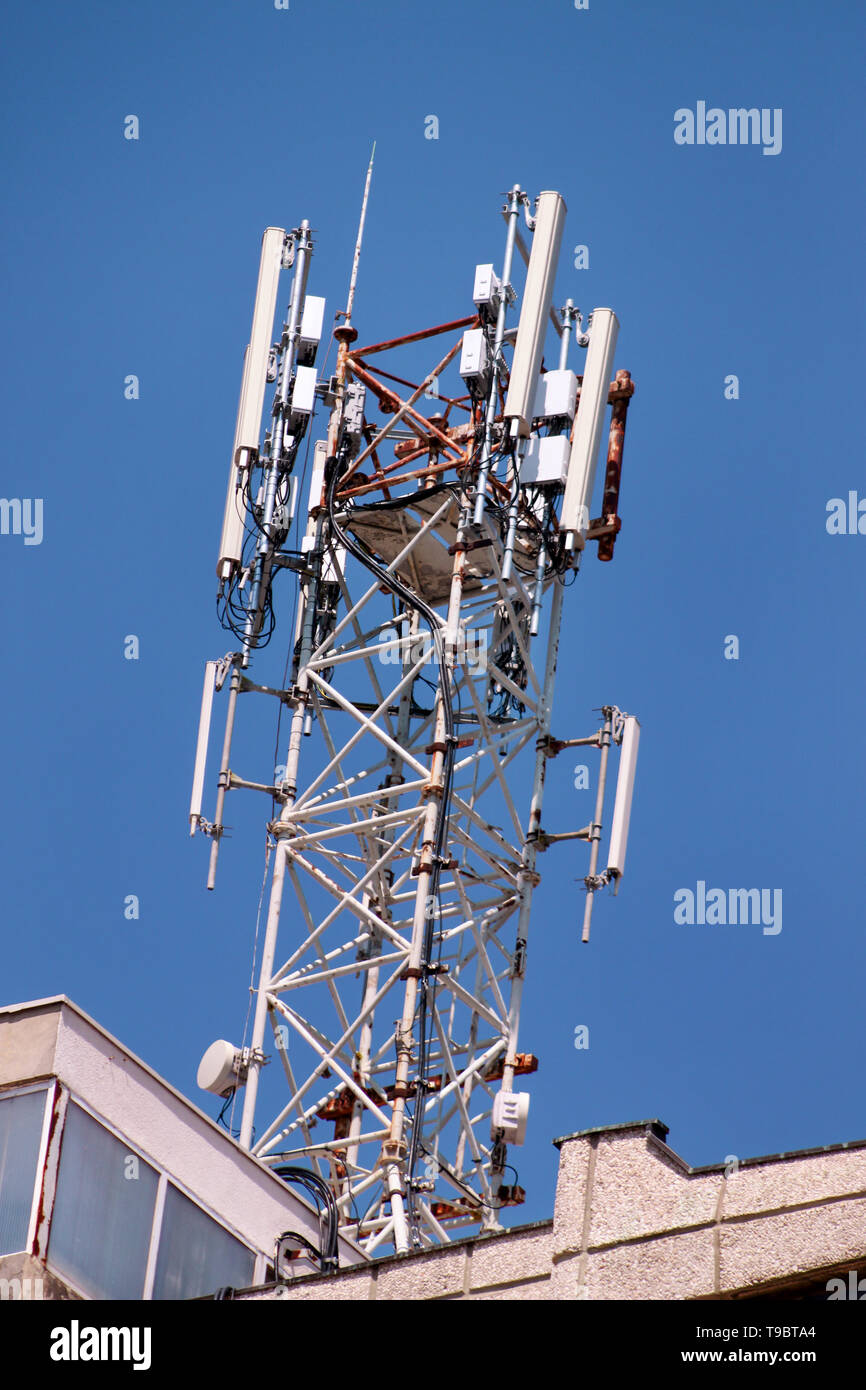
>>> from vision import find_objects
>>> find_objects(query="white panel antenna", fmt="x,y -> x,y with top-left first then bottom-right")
217,352 -> 251,583
503,191 -> 567,437
607,715 -> 640,882
217,226 -> 285,580
560,307 -> 619,547
189,660 -> 217,834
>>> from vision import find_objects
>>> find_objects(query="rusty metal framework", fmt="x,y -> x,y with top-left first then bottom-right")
191,178 -> 637,1256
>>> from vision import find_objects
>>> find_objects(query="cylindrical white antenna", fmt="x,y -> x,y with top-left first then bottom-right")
189,660 -> 217,834
503,191 -> 567,437
607,715 -> 640,882
217,226 -> 286,580
560,307 -> 619,547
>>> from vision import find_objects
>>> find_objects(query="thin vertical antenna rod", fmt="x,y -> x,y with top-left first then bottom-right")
344,142 -> 376,327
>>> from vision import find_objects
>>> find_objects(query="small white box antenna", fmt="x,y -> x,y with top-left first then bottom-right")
305,438 -> 329,524
298,294 -> 326,366
473,263 -> 501,314
288,364 -> 318,430
532,368 -> 578,423
491,1090 -> 530,1145
459,327 -> 490,390
520,434 -> 570,487
342,381 -> 366,448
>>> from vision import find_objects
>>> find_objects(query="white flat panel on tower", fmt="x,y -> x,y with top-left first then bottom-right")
607,715 -> 640,879
301,440 -> 345,577
560,307 -> 619,543
520,434 -> 570,486
298,295 -> 326,366
302,440 -> 330,556
217,350 -> 252,580
217,227 -> 285,578
532,368 -> 578,422
308,439 -> 329,515
342,381 -> 366,443
503,191 -> 567,437
473,263 -> 501,311
459,327 -> 489,382
235,227 -> 285,461
189,660 -> 216,834
289,364 -> 318,426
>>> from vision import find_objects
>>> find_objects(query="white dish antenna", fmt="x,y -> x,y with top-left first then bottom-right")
197,1040 -> 246,1097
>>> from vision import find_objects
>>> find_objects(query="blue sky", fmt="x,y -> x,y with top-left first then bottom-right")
1,0 -> 864,1229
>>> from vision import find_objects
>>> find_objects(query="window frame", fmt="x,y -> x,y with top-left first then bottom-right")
148,1178 -> 259,1301
44,1090 -> 262,1300
0,1081 -> 54,1258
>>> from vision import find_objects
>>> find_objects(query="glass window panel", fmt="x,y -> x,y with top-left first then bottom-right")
0,1088 -> 48,1255
152,1184 -> 255,1300
47,1103 -> 158,1300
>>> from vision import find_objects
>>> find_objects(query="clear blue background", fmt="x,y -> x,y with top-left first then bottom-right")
1,0 -> 863,1228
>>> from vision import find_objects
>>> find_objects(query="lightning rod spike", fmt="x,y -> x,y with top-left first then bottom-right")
343,141 -> 376,327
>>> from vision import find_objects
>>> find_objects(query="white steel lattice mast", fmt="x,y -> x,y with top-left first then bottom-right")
190,171 -> 639,1257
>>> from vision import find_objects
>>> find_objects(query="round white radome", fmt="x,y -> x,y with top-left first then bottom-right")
197,1040 -> 241,1096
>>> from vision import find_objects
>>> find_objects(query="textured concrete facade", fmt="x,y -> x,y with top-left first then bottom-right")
242,1119 -> 866,1301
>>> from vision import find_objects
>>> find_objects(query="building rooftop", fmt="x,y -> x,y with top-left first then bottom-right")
0,996 -> 365,1300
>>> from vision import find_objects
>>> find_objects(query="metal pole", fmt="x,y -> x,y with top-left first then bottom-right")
382,539 -> 466,1252
239,504 -> 325,1146
500,429 -> 524,583
207,664 -> 241,891
529,502 -> 550,637
487,575 -> 566,1220
581,707 -> 613,943
240,206 -> 356,1148
345,607 -> 414,1182
558,299 -> 575,370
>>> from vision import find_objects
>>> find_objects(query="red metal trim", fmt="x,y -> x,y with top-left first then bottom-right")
350,315 -> 478,358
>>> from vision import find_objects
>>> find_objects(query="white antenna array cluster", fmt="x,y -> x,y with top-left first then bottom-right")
189,171 -> 639,1257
